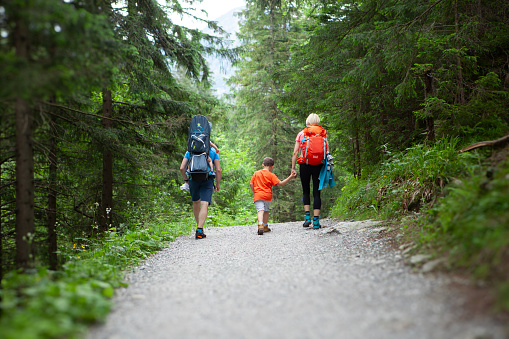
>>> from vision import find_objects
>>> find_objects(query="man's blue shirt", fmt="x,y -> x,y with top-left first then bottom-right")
185,148 -> 219,176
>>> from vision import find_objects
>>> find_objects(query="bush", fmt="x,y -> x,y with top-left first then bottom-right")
330,138 -> 477,220
418,155 -> 509,310
0,218 -> 196,339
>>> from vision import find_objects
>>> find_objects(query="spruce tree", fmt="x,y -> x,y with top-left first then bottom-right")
230,0 -> 304,221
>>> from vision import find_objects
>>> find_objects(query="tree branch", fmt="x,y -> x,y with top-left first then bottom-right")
458,134 -> 509,153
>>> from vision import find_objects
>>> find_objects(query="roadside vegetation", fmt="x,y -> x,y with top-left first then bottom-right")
331,140 -> 509,312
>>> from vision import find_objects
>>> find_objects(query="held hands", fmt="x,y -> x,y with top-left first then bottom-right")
290,169 -> 297,179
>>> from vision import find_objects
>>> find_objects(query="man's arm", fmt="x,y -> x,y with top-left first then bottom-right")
213,158 -> 221,191
250,182 -> 255,194
180,158 -> 189,181
210,141 -> 219,153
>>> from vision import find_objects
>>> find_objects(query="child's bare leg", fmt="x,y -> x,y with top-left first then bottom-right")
257,210 -> 265,224
263,211 -> 269,224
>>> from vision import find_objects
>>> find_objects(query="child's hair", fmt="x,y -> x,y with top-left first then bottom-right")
262,157 -> 275,167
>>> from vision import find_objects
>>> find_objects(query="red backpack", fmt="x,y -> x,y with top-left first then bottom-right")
297,125 -> 328,165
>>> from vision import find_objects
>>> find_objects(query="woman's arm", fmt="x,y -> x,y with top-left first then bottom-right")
291,141 -> 300,175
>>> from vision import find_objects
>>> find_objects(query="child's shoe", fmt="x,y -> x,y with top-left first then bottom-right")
195,228 -> 206,239
263,225 -> 271,233
303,212 -> 311,227
257,224 -> 264,235
312,216 -> 321,229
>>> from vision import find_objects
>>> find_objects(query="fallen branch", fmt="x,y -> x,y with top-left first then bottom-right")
458,134 -> 509,153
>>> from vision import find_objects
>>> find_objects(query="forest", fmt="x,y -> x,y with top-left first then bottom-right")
1,0 -> 508,337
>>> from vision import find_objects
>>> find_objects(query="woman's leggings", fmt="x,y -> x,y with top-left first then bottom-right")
299,163 -> 322,210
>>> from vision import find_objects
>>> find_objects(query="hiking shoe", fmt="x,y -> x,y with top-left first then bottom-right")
303,212 -> 311,227
312,217 -> 321,229
195,228 -> 206,239
263,226 -> 271,233
257,224 -> 264,235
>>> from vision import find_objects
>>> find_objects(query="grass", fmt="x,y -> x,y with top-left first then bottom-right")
0,218 -> 197,339
330,139 -> 509,312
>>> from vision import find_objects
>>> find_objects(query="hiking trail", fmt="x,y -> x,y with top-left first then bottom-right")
87,220 -> 507,339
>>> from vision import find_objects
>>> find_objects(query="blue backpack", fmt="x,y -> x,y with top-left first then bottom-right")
187,115 -> 211,181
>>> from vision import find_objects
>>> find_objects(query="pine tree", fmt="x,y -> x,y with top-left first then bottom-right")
230,0 -> 304,221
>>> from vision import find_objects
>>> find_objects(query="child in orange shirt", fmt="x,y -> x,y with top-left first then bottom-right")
250,157 -> 296,235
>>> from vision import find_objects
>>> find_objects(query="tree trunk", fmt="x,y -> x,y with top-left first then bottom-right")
100,89 -> 114,233
269,1 -> 278,161
48,105 -> 58,270
351,138 -> 357,178
454,0 -> 465,106
0,150 -> 3,281
355,127 -> 361,179
423,69 -> 435,142
15,15 -> 34,270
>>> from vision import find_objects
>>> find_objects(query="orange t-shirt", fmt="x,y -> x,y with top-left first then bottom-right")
250,169 -> 280,201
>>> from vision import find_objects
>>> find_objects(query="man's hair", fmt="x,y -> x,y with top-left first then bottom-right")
262,157 -> 275,166
306,113 -> 320,126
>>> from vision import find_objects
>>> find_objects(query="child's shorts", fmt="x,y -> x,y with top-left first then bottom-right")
254,200 -> 271,212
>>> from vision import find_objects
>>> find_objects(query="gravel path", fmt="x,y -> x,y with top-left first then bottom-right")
87,220 -> 507,339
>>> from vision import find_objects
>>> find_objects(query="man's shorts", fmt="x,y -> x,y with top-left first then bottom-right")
189,178 -> 214,203
254,200 -> 271,212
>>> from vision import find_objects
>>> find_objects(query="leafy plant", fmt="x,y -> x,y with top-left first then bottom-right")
417,156 -> 509,310
0,218 -> 196,339
331,139 -> 477,220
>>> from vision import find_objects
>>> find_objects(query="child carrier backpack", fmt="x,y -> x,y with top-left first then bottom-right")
297,125 -> 328,165
187,115 -> 211,181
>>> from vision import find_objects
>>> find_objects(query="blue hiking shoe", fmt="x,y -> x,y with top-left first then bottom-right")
195,228 -> 206,239
312,216 -> 321,229
303,212 -> 311,227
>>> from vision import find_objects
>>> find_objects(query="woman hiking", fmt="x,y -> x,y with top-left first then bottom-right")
291,113 -> 329,229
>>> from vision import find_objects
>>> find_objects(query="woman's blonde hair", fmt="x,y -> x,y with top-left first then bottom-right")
306,113 -> 320,126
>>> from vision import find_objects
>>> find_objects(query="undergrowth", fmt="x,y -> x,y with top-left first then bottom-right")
331,138 -> 509,311
419,152 -> 509,311
0,217 -> 196,339
331,138 -> 478,220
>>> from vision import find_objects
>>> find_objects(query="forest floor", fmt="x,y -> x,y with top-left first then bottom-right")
87,219 -> 508,339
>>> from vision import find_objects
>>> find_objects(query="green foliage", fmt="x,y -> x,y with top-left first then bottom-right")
0,0 -> 120,100
278,0 -> 509,179
416,155 -> 509,310
207,133 -> 257,225
0,219 -> 196,339
330,139 -> 477,220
